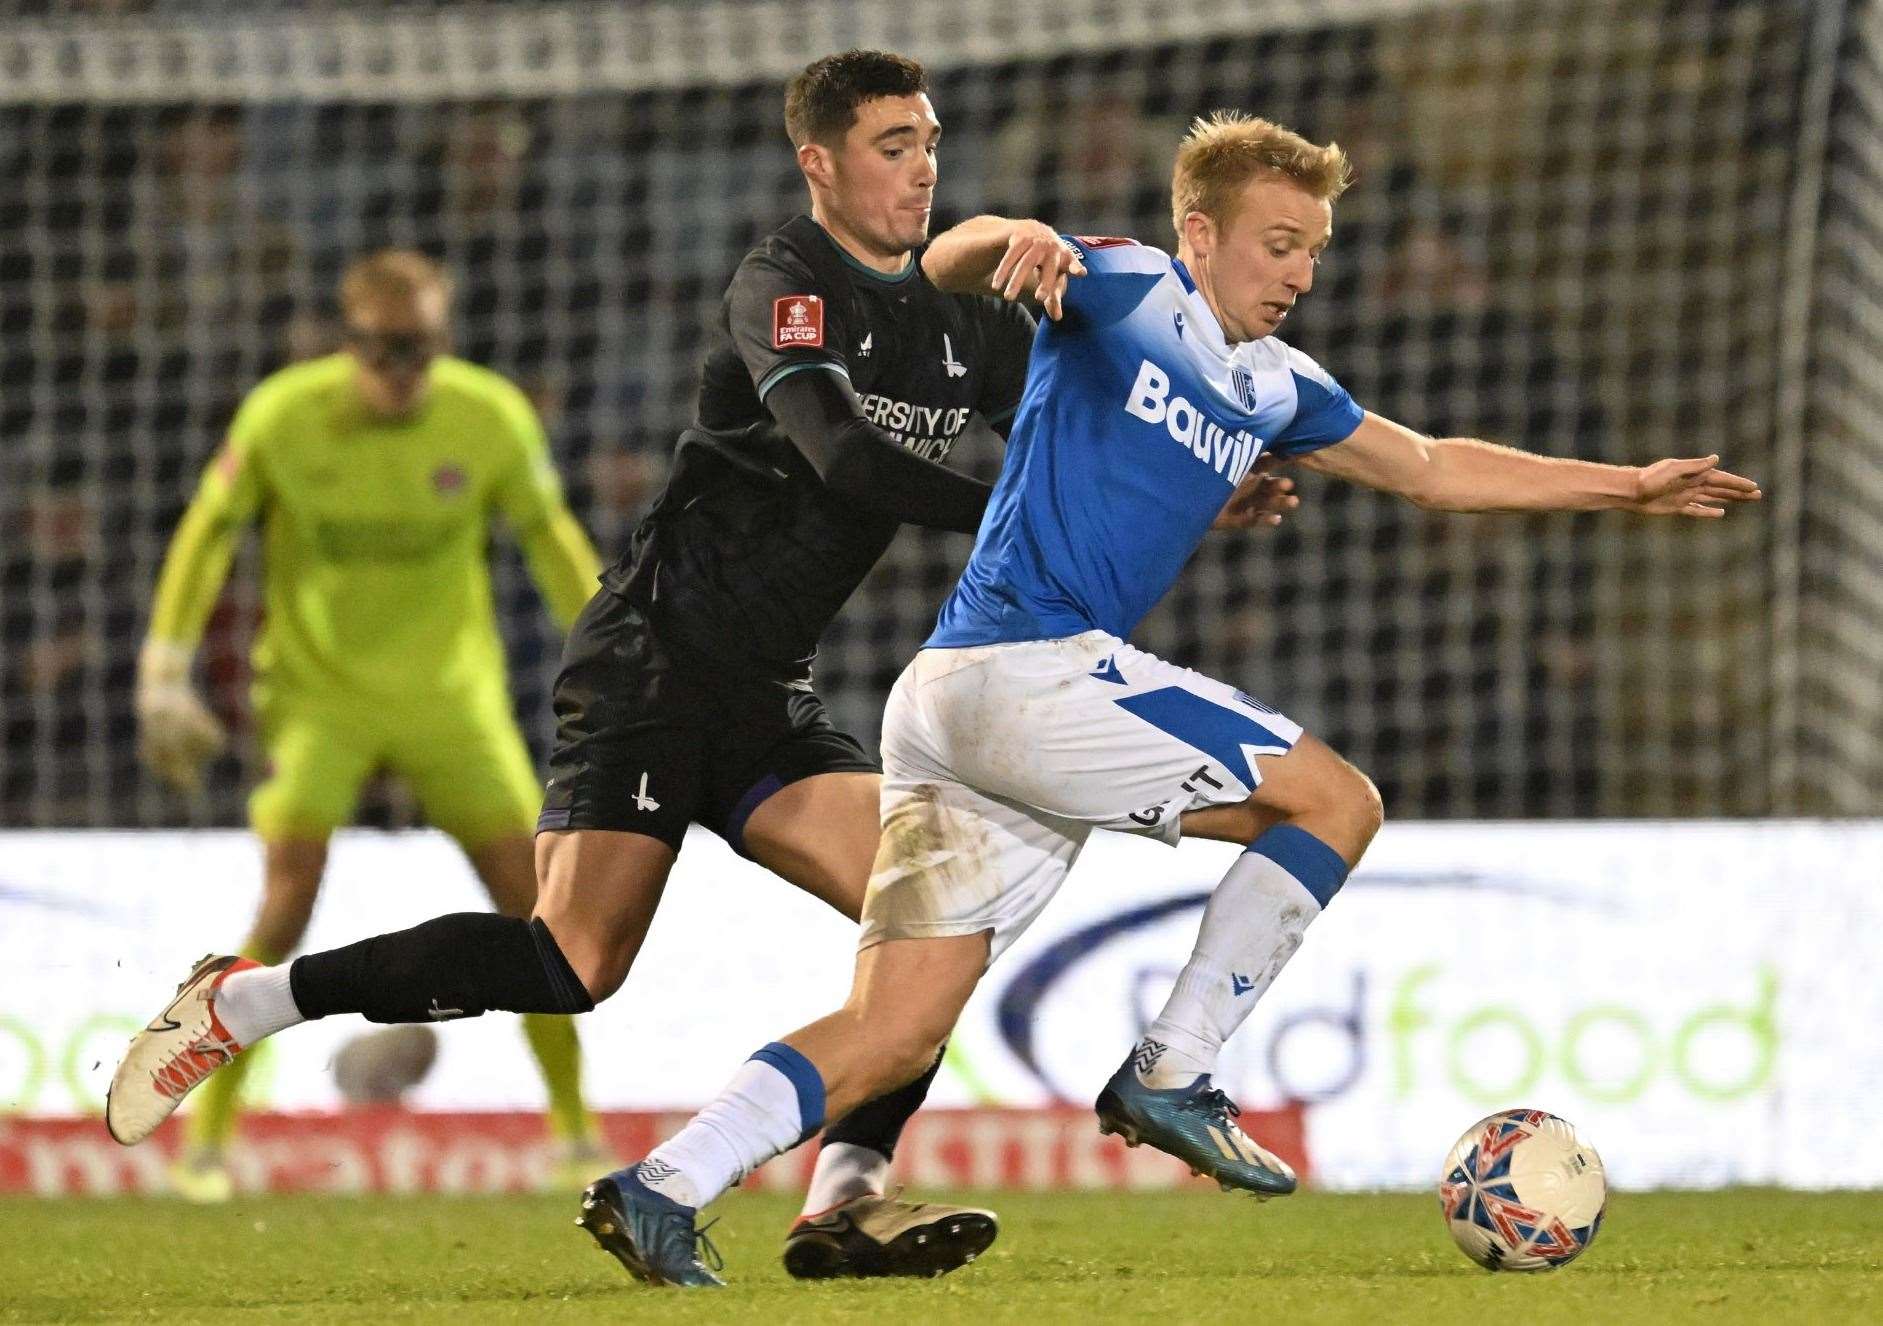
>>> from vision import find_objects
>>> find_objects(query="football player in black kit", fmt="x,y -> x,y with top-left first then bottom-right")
107,50 -> 1296,1285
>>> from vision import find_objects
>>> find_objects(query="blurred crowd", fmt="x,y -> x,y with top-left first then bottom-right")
1,0 -> 1803,825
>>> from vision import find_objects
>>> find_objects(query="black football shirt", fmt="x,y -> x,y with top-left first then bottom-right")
605,214 -> 1037,678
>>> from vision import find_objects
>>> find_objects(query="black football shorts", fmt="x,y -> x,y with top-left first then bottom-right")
535,588 -> 878,853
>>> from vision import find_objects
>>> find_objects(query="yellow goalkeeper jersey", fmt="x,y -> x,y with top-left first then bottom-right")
148,353 -> 600,714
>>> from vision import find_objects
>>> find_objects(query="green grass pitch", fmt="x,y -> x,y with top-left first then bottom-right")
5,1189 -> 1882,1324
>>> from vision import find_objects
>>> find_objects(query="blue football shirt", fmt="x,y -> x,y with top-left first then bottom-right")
928,236 -> 1365,648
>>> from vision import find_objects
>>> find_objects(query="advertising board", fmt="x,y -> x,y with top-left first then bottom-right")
4,823 -> 1878,1190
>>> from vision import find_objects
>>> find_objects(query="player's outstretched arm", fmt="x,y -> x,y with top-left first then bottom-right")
1298,412 -> 1762,517
921,216 -> 1085,320
765,366 -> 992,534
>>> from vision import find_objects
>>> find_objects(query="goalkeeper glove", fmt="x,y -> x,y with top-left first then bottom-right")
136,638 -> 226,793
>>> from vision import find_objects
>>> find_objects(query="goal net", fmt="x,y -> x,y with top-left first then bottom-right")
3,0 -> 1877,827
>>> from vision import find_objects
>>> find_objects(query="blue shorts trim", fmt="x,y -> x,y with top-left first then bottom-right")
723,773 -> 785,857
1113,685 -> 1297,788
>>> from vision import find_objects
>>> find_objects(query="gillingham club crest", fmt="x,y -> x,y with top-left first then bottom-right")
1231,363 -> 1259,412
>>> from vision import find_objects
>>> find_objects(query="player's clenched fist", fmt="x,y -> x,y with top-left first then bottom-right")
991,221 -> 1086,321
136,638 -> 226,792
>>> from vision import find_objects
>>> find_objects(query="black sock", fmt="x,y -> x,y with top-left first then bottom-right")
820,1044 -> 946,1162
288,914 -> 593,1023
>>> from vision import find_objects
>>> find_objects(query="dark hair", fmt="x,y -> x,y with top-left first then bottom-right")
784,50 -> 929,148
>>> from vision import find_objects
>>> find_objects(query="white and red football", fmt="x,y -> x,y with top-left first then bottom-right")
1439,1108 -> 1607,1272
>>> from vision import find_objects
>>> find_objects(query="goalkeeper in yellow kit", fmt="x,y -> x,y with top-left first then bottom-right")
137,250 -> 607,1200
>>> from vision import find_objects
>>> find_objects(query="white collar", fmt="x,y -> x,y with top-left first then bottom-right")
1171,257 -> 1234,360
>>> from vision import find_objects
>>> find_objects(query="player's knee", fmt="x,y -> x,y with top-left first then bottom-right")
576,964 -> 624,1006
525,897 -> 620,1004
1343,765 -> 1385,849
1290,753 -> 1383,862
552,931 -> 632,1005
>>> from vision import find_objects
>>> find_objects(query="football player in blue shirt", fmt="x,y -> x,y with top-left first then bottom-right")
585,110 -> 1761,1286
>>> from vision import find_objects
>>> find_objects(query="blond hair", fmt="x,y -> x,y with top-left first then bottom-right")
1170,111 -> 1352,239
339,249 -> 453,319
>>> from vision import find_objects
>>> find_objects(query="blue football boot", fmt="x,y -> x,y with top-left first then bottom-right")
1094,1058 -> 1297,1199
576,1168 -> 725,1288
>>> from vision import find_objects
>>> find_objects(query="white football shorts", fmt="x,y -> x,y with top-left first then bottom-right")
859,631 -> 1304,962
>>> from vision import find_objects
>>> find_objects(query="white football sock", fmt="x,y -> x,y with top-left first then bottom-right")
1137,825 -> 1350,1089
801,1141 -> 891,1218
213,965 -> 305,1046
635,1042 -> 826,1210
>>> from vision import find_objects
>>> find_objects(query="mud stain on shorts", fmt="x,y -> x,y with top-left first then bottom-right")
862,782 -> 998,936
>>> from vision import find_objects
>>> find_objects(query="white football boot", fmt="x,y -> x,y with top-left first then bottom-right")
106,955 -> 256,1146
